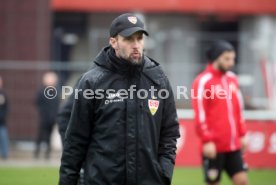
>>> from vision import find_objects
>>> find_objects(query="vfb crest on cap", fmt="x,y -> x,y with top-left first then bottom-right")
148,99 -> 159,116
128,16 -> 137,24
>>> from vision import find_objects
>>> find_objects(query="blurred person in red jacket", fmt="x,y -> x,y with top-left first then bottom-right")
192,40 -> 248,185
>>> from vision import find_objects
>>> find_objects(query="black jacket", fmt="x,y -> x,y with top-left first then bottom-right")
57,91 -> 75,144
59,46 -> 180,185
36,86 -> 60,126
0,90 -> 8,126
57,65 -> 95,145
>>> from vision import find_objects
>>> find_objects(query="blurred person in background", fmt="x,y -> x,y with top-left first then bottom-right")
192,40 -> 249,185
34,71 -> 60,159
0,76 -> 9,160
59,13 -> 179,185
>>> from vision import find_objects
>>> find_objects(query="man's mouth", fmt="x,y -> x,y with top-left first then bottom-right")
131,52 -> 140,59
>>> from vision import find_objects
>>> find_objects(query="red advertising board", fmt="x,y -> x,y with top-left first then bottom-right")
51,0 -> 276,14
176,119 -> 276,168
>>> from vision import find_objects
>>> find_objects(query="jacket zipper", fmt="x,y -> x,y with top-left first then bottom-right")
221,77 -> 237,151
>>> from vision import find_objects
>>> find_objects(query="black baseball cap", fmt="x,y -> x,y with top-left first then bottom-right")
110,13 -> 149,37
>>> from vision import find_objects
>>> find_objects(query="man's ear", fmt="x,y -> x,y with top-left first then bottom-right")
109,37 -> 118,49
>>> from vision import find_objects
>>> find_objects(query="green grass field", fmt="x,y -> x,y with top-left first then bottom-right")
0,167 -> 275,185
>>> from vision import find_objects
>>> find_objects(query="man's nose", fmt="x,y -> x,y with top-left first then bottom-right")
132,39 -> 140,48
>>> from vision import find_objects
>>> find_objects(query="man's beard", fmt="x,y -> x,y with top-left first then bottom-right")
117,47 -> 143,66
122,51 -> 143,66
128,55 -> 142,66
218,64 -> 230,73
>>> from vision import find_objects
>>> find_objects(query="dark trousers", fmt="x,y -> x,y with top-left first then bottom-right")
34,122 -> 54,159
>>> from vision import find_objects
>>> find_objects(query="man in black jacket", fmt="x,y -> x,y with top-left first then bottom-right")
59,13 -> 180,185
34,72 -> 60,159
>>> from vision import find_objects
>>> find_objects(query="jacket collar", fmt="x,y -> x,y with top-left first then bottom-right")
94,46 -> 161,85
142,57 -> 162,86
205,63 -> 225,77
